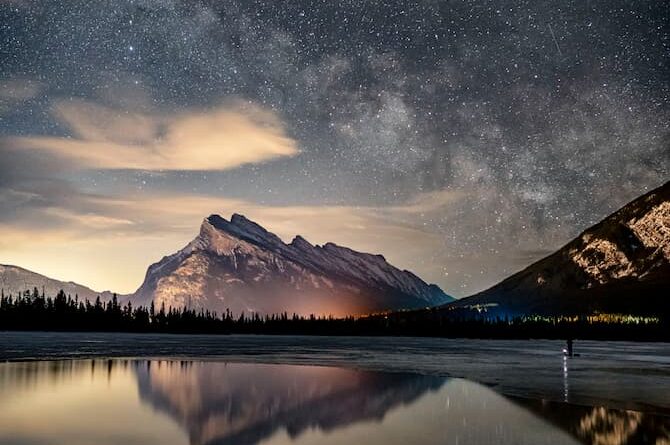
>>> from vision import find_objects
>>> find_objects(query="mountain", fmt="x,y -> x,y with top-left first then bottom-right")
133,213 -> 452,316
449,181 -> 670,317
0,264 -> 118,302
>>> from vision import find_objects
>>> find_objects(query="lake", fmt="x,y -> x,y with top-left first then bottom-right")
0,332 -> 669,444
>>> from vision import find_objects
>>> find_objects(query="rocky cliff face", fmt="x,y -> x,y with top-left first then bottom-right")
451,181 -> 670,316
133,214 -> 452,316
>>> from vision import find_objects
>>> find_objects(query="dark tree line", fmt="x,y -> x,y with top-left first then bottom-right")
0,289 -> 667,340
0,288 -> 227,333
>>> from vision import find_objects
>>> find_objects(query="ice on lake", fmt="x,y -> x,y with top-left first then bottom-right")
1,359 -> 668,445
1,332 -> 669,412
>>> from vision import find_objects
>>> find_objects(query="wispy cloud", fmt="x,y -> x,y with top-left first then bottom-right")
8,99 -> 299,170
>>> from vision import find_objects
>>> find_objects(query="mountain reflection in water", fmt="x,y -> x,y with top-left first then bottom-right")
516,397 -> 670,445
135,361 -> 444,445
0,359 -> 667,445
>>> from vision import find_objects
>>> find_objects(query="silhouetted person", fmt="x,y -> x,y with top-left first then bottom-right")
566,338 -> 574,357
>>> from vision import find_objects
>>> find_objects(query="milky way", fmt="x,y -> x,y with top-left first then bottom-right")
0,0 -> 668,295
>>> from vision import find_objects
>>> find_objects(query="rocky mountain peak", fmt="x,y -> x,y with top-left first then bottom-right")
229,213 -> 266,233
134,213 -> 453,316
290,235 -> 313,251
204,214 -> 285,251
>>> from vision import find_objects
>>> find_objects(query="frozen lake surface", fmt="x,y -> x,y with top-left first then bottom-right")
1,332 -> 669,414
1,359 -> 669,445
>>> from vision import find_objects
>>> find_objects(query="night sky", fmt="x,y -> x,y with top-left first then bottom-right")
1,0 -> 668,296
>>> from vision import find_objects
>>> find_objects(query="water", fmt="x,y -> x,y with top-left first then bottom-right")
2,332 -> 669,412
0,359 -> 667,445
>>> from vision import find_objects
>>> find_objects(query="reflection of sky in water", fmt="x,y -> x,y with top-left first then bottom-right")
0,360 -> 667,445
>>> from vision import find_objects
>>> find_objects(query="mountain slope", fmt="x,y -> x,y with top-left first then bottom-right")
450,181 -> 670,316
0,264 -> 118,302
134,214 -> 452,316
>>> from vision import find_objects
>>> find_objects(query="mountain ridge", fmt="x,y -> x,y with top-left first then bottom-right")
447,180 -> 670,316
133,213 -> 453,316
0,264 -> 121,302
